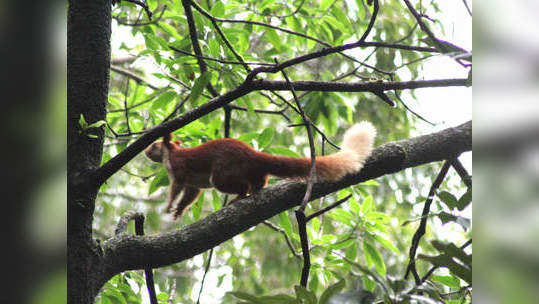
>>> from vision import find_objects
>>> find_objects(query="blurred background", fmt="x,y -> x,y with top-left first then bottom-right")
1,0 -> 538,303
473,1 -> 539,303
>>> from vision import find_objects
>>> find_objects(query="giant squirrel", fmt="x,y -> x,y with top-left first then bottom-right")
145,121 -> 376,219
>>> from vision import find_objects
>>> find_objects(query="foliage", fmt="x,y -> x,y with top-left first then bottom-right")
95,0 -> 472,303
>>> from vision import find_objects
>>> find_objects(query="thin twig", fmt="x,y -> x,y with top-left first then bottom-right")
250,0 -> 307,18
391,83 -> 436,126
114,5 -> 166,26
450,158 -> 472,188
196,249 -> 214,304
278,58 -> 316,287
111,65 -> 159,90
278,61 -> 316,213
228,105 -> 291,122
402,0 -> 467,68
306,195 -> 352,221
167,279 -> 176,304
170,46 -> 274,66
163,93 -> 191,122
108,89 -> 169,113
462,0 -> 472,17
358,0 -> 379,42
119,0 -> 153,20
404,160 -> 453,284
181,0 -> 220,97
134,215 -> 158,304
124,79 -> 132,133
263,220 -> 301,258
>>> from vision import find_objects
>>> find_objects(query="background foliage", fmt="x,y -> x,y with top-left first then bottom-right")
94,0 -> 471,303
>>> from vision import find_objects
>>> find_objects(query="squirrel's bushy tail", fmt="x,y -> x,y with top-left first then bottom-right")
263,121 -> 376,181
316,121 -> 376,181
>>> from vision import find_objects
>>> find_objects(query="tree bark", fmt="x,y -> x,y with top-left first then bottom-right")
67,0 -> 111,303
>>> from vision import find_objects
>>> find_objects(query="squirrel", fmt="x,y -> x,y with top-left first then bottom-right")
144,121 -> 376,219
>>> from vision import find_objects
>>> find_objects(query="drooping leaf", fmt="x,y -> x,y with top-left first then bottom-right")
363,240 -> 386,276
294,285 -> 317,304
148,168 -> 169,195
319,279 -> 346,304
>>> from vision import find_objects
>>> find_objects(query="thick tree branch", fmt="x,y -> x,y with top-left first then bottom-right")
250,78 -> 467,92
101,121 -> 471,276
92,78 -> 468,186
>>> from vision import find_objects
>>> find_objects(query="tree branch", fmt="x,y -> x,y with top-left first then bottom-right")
249,78 -> 467,92
110,65 -> 159,90
92,78 -> 468,186
404,160 -> 452,284
101,121 -> 471,276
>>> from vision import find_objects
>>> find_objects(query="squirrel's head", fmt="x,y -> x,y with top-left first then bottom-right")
144,141 -> 166,163
144,138 -> 183,162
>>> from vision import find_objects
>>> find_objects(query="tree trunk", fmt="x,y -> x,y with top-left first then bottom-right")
67,0 -> 111,303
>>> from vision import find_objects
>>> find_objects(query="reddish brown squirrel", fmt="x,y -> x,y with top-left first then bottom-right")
145,121 -> 376,219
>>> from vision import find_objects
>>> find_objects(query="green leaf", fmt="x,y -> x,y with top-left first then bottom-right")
419,241 -> 472,284
227,291 -> 260,303
148,168 -> 170,195
344,243 -> 357,264
311,217 -> 320,233
143,34 -> 159,50
431,241 -> 472,266
191,193 -> 204,221
265,29 -> 282,51
431,275 -> 460,288
294,285 -> 317,304
466,68 -> 472,86
438,212 -> 471,231
361,180 -> 379,187
364,211 -> 389,224
258,128 -> 275,148
319,279 -> 345,304
79,114 -> 88,129
190,71 -> 212,104
151,91 -> 176,110
158,22 -> 182,40
212,190 -> 222,211
313,234 -> 336,245
87,120 -> 106,129
456,188 -> 472,210
328,209 -> 354,226
329,239 -> 355,250
267,147 -> 301,157
363,241 -> 386,276
361,196 -> 374,213
278,212 -> 293,236
320,0 -> 334,11
331,6 -> 352,31
373,234 -> 400,254
238,132 -> 259,144
258,294 -> 298,304
210,1 -> 225,17
362,276 -> 375,292
437,191 -> 458,209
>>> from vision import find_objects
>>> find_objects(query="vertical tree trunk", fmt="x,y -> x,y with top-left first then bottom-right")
67,0 -> 111,302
